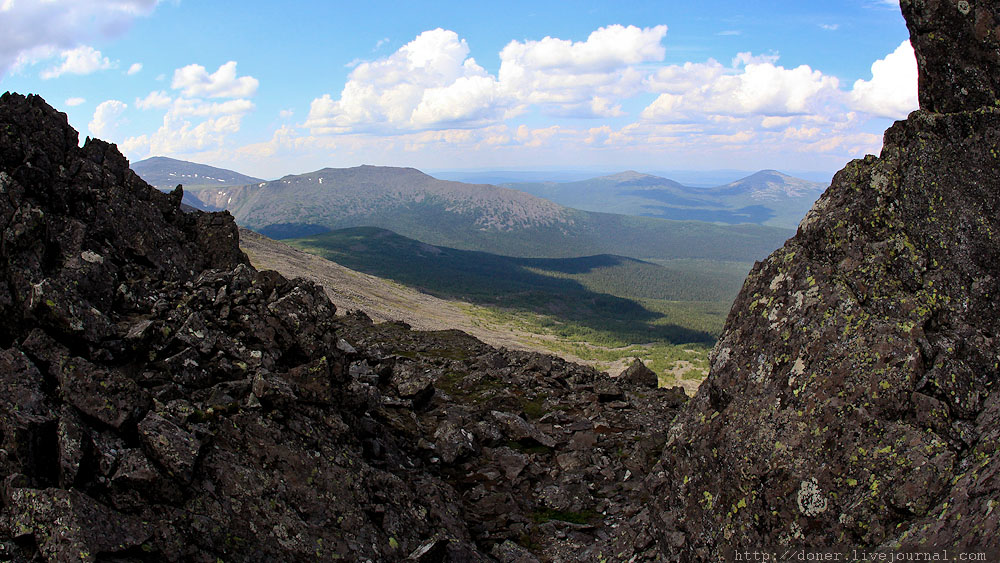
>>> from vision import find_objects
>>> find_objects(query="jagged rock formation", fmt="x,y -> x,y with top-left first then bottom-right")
648,0 -> 1000,558
0,92 -> 685,561
902,0 -> 1000,113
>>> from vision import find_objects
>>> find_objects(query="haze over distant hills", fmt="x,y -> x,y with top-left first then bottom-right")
505,169 -> 826,228
132,158 -> 794,263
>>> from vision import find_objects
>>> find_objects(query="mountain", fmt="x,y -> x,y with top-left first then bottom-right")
131,155 -> 264,189
648,0 -> 1000,556
709,169 -> 824,199
506,168 -> 826,228
131,156 -> 265,211
0,92 -> 688,561
2,0 -> 998,556
177,164 -> 792,262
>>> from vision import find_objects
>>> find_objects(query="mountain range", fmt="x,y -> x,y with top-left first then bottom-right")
132,159 -> 796,262
504,169 -> 826,228
4,3 -> 999,556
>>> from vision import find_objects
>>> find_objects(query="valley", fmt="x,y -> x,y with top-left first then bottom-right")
240,228 -> 716,391
135,157 -> 808,392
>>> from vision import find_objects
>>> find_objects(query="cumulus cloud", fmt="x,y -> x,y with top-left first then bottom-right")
515,125 -> 560,147
65,97 -> 86,107
848,40 -> 918,119
306,28 -> 507,133
170,98 -> 255,117
88,99 -> 127,138
642,55 -> 840,122
124,61 -> 258,158
0,0 -> 157,77
307,25 -> 670,134
172,61 -> 259,98
498,24 -> 667,117
136,90 -> 172,110
123,113 -> 244,156
40,45 -> 113,79
127,62 -> 142,75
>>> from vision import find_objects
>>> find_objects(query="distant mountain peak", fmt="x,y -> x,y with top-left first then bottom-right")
716,169 -> 825,200
601,170 -> 656,182
132,156 -> 263,189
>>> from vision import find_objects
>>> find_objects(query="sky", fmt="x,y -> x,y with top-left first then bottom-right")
0,0 -> 916,180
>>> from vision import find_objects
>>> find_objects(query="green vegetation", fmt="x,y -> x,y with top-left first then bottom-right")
288,226 -> 741,387
314,201 -> 792,262
457,301 -> 714,385
206,165 -> 791,262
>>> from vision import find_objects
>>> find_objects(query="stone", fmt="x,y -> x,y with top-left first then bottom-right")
137,411 -> 202,483
618,358 -> 659,388
491,411 -> 556,448
647,3 -> 1000,556
901,0 -> 1000,113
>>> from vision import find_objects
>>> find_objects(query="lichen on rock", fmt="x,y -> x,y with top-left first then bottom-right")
647,0 -> 1000,557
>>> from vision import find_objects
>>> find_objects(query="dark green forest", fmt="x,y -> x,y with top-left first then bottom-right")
288,226 -> 751,347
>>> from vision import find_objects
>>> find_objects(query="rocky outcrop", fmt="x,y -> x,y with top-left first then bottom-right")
0,93 -> 682,561
647,1 -> 1000,558
901,0 -> 1000,113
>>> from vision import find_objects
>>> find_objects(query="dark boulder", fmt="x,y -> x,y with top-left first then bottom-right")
619,357 -> 659,388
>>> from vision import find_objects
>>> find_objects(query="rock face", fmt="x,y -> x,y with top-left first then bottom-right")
901,0 -> 1000,113
648,2 -> 1000,558
0,93 -> 683,561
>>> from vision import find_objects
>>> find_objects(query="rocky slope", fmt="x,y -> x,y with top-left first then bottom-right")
647,0 -> 1000,558
2,1 -> 998,559
0,92 -> 689,561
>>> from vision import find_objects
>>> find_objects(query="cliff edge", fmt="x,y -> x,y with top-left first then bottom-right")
649,0 -> 1000,557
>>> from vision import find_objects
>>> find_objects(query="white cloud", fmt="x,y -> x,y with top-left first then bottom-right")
306,28 -> 507,133
169,98 -> 254,117
761,116 -> 794,129
642,55 -> 840,122
40,45 -> 113,79
172,61 -> 259,98
88,99 -> 127,138
515,125 -> 560,147
127,62 -> 142,75
307,25 -> 671,133
65,96 -> 85,107
124,96 -> 254,157
123,59 -> 258,158
849,40 -> 917,119
279,109 -> 294,119
498,24 -> 667,117
731,52 -> 779,67
122,113 -> 244,156
820,24 -> 839,31
0,0 -> 157,77
136,90 -> 172,110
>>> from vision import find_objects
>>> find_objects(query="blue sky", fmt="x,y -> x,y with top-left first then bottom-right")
1,0 -> 915,179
